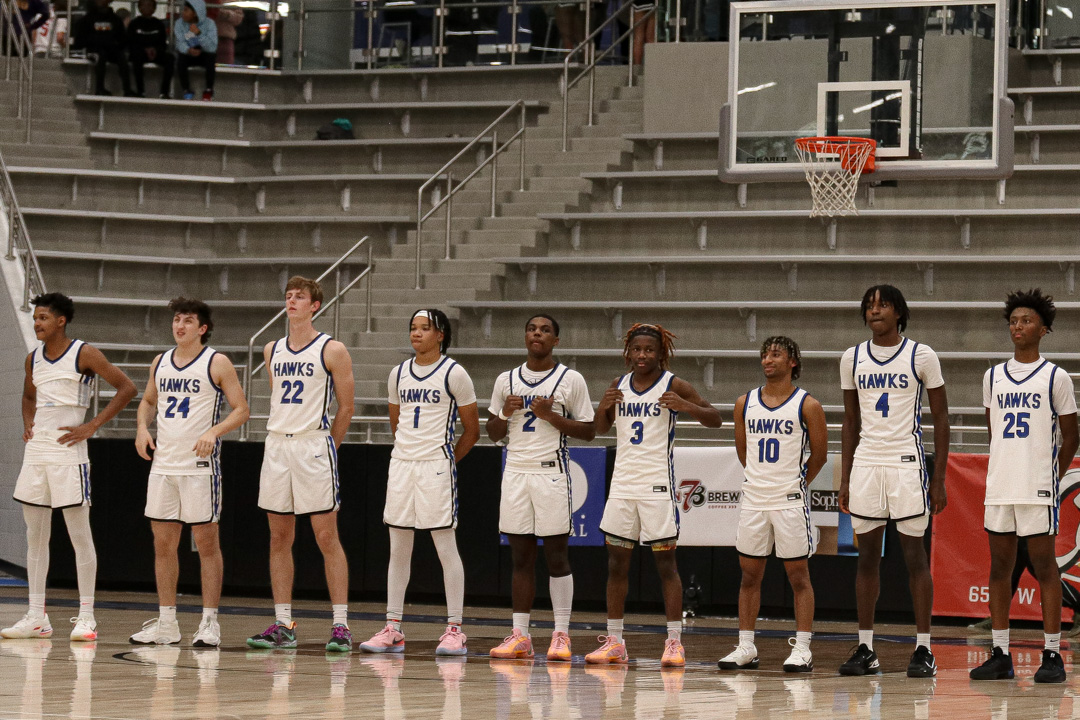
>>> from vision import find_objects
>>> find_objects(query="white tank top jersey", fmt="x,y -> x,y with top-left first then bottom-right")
840,338 -> 944,470
984,358 -> 1077,506
609,371 -> 678,500
24,339 -> 92,465
265,333 -> 335,435
490,363 -> 595,473
389,356 -> 477,462
150,346 -> 223,475
741,387 -> 810,511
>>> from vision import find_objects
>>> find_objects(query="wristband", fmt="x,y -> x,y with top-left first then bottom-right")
498,410 -> 510,421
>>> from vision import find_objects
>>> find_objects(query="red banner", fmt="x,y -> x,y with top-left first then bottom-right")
931,453 -> 1080,620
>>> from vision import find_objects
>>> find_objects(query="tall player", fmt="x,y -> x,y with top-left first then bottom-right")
970,289 -> 1078,683
486,314 -> 595,661
587,324 -> 721,667
718,337 -> 827,672
246,277 -> 355,652
360,309 -> 480,656
131,298 -> 249,647
2,293 -> 136,641
838,285 -> 950,678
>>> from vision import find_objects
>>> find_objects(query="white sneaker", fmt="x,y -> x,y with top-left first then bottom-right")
192,616 -> 221,647
717,643 -> 759,670
783,637 -> 813,672
129,617 -> 181,645
1,613 -> 53,639
69,616 -> 98,642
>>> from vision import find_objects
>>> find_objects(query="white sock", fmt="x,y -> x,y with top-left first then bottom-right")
332,604 -> 348,627
859,629 -> 873,650
28,593 -> 45,618
159,606 -> 176,624
607,619 -> 624,642
78,597 -> 94,618
431,529 -> 464,626
274,603 -> 291,626
992,628 -> 1009,653
667,621 -> 681,641
795,631 -> 812,651
512,612 -> 530,637
549,574 -> 573,634
739,630 -> 755,648
1046,632 -> 1061,652
916,632 -> 931,650
202,608 -> 217,621
387,528 -> 414,627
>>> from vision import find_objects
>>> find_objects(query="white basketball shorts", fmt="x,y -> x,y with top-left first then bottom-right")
384,457 -> 457,530
848,465 -> 929,536
14,462 -> 90,509
258,433 -> 340,516
600,496 -> 679,546
736,506 -> 815,560
146,474 -> 221,524
985,504 -> 1057,537
499,470 -> 572,537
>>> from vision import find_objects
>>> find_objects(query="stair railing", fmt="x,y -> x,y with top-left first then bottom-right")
241,236 -> 372,440
0,152 -> 47,309
415,100 -> 527,290
2,0 -> 35,142
561,0 -> 656,152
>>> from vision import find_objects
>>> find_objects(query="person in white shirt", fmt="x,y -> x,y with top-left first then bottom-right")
486,314 -> 595,662
838,284 -> 950,678
970,289 -> 1078,684
360,309 -> 480,657
718,336 -> 827,674
131,298 -> 249,648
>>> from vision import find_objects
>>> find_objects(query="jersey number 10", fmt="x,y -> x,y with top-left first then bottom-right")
757,437 -> 780,463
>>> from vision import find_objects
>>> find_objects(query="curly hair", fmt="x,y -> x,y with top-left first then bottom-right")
760,335 -> 802,381
1004,288 -> 1055,331
168,297 -> 213,344
32,293 -> 75,323
623,323 -> 677,371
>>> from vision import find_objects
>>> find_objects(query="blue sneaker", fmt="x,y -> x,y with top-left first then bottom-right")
325,624 -> 352,653
182,91 -> 195,101
246,622 -> 297,649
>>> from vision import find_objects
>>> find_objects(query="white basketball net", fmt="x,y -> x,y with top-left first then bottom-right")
794,138 -> 875,218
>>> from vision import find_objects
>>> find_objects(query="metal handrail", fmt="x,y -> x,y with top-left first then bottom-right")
414,99 -> 527,289
0,153 -> 47,310
2,0 -> 35,142
561,0 -> 657,151
241,236 -> 372,439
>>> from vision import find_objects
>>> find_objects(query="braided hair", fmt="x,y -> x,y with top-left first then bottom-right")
410,308 -> 453,354
623,323 -> 677,371
760,336 -> 802,381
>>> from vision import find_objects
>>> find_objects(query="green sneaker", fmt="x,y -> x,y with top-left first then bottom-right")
246,622 -> 297,649
326,623 -> 353,653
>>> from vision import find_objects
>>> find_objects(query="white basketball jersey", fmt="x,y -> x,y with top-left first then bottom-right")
24,339 -> 92,465
850,339 -> 926,470
610,371 -> 677,500
741,387 -> 810,511
266,333 -> 335,435
502,363 -> 576,473
391,356 -> 465,462
986,360 -> 1063,506
151,347 -> 223,475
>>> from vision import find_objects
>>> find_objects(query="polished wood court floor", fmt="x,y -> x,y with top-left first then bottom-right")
1,588 -> 1076,719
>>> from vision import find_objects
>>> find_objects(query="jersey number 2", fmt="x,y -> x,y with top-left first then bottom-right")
280,380 -> 305,404
522,411 -> 537,432
164,396 -> 190,419
1003,412 -> 1030,439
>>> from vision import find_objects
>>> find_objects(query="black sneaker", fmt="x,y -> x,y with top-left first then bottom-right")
906,645 -> 937,678
969,646 -> 1014,680
1034,649 -> 1066,683
838,644 -> 880,676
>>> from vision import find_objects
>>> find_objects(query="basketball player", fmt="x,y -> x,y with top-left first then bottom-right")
2,293 -> 136,641
486,314 -> 595,661
360,309 -> 479,656
718,336 -> 827,673
245,276 -> 355,652
970,289 -> 1078,683
130,298 -> 249,647
838,284 -> 950,677
586,324 -> 721,667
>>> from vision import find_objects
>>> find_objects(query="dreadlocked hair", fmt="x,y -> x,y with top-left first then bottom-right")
760,336 -> 802,381
623,323 -> 677,371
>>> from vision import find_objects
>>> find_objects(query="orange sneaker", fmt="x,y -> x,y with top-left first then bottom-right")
489,629 -> 534,659
585,635 -> 628,664
547,631 -> 572,662
661,638 -> 686,667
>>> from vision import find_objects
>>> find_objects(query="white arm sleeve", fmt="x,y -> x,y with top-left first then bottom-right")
839,347 -> 857,390
982,368 -> 993,408
915,344 -> 945,389
1053,368 -> 1078,416
387,364 -> 400,405
564,370 -> 595,422
448,364 -> 477,406
488,372 -> 509,417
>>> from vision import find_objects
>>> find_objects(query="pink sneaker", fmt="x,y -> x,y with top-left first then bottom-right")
661,638 -> 686,667
547,631 -> 572,661
490,629 -> 534,659
359,624 -> 405,654
436,625 -> 468,656
585,635 -> 628,664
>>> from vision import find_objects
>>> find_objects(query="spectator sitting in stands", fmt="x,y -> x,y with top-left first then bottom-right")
10,0 -> 51,55
115,6 -> 130,28
174,0 -> 217,101
213,4 -> 242,65
71,0 -> 134,96
128,0 -> 173,98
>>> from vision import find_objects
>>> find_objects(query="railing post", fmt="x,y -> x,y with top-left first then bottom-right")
366,0 -> 374,69
437,0 -> 446,68
365,241 -> 373,333
333,265 -> 341,338
519,102 -> 526,191
510,0 -> 518,65
675,0 -> 682,42
415,187 -> 423,290
25,40 -> 32,143
269,0 -> 278,70
587,55 -> 595,126
21,256 -> 30,311
562,64 -> 570,151
297,0 -> 306,71
6,203 -> 14,261
490,130 -> 498,218
444,172 -> 452,260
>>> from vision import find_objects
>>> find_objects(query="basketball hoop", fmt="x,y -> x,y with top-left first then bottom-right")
794,137 -> 877,218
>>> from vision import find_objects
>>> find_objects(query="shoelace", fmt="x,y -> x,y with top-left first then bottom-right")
376,625 -> 399,639
331,625 -> 350,640
665,638 -> 682,652
550,634 -> 569,650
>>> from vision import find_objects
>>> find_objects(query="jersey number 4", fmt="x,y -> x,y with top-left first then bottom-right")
1002,412 -> 1030,439
280,380 -> 305,404
164,396 -> 190,419
875,392 -> 890,418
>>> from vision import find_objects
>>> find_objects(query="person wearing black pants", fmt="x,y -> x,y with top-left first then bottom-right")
173,0 -> 217,100
72,0 -> 132,96
127,0 -> 173,98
